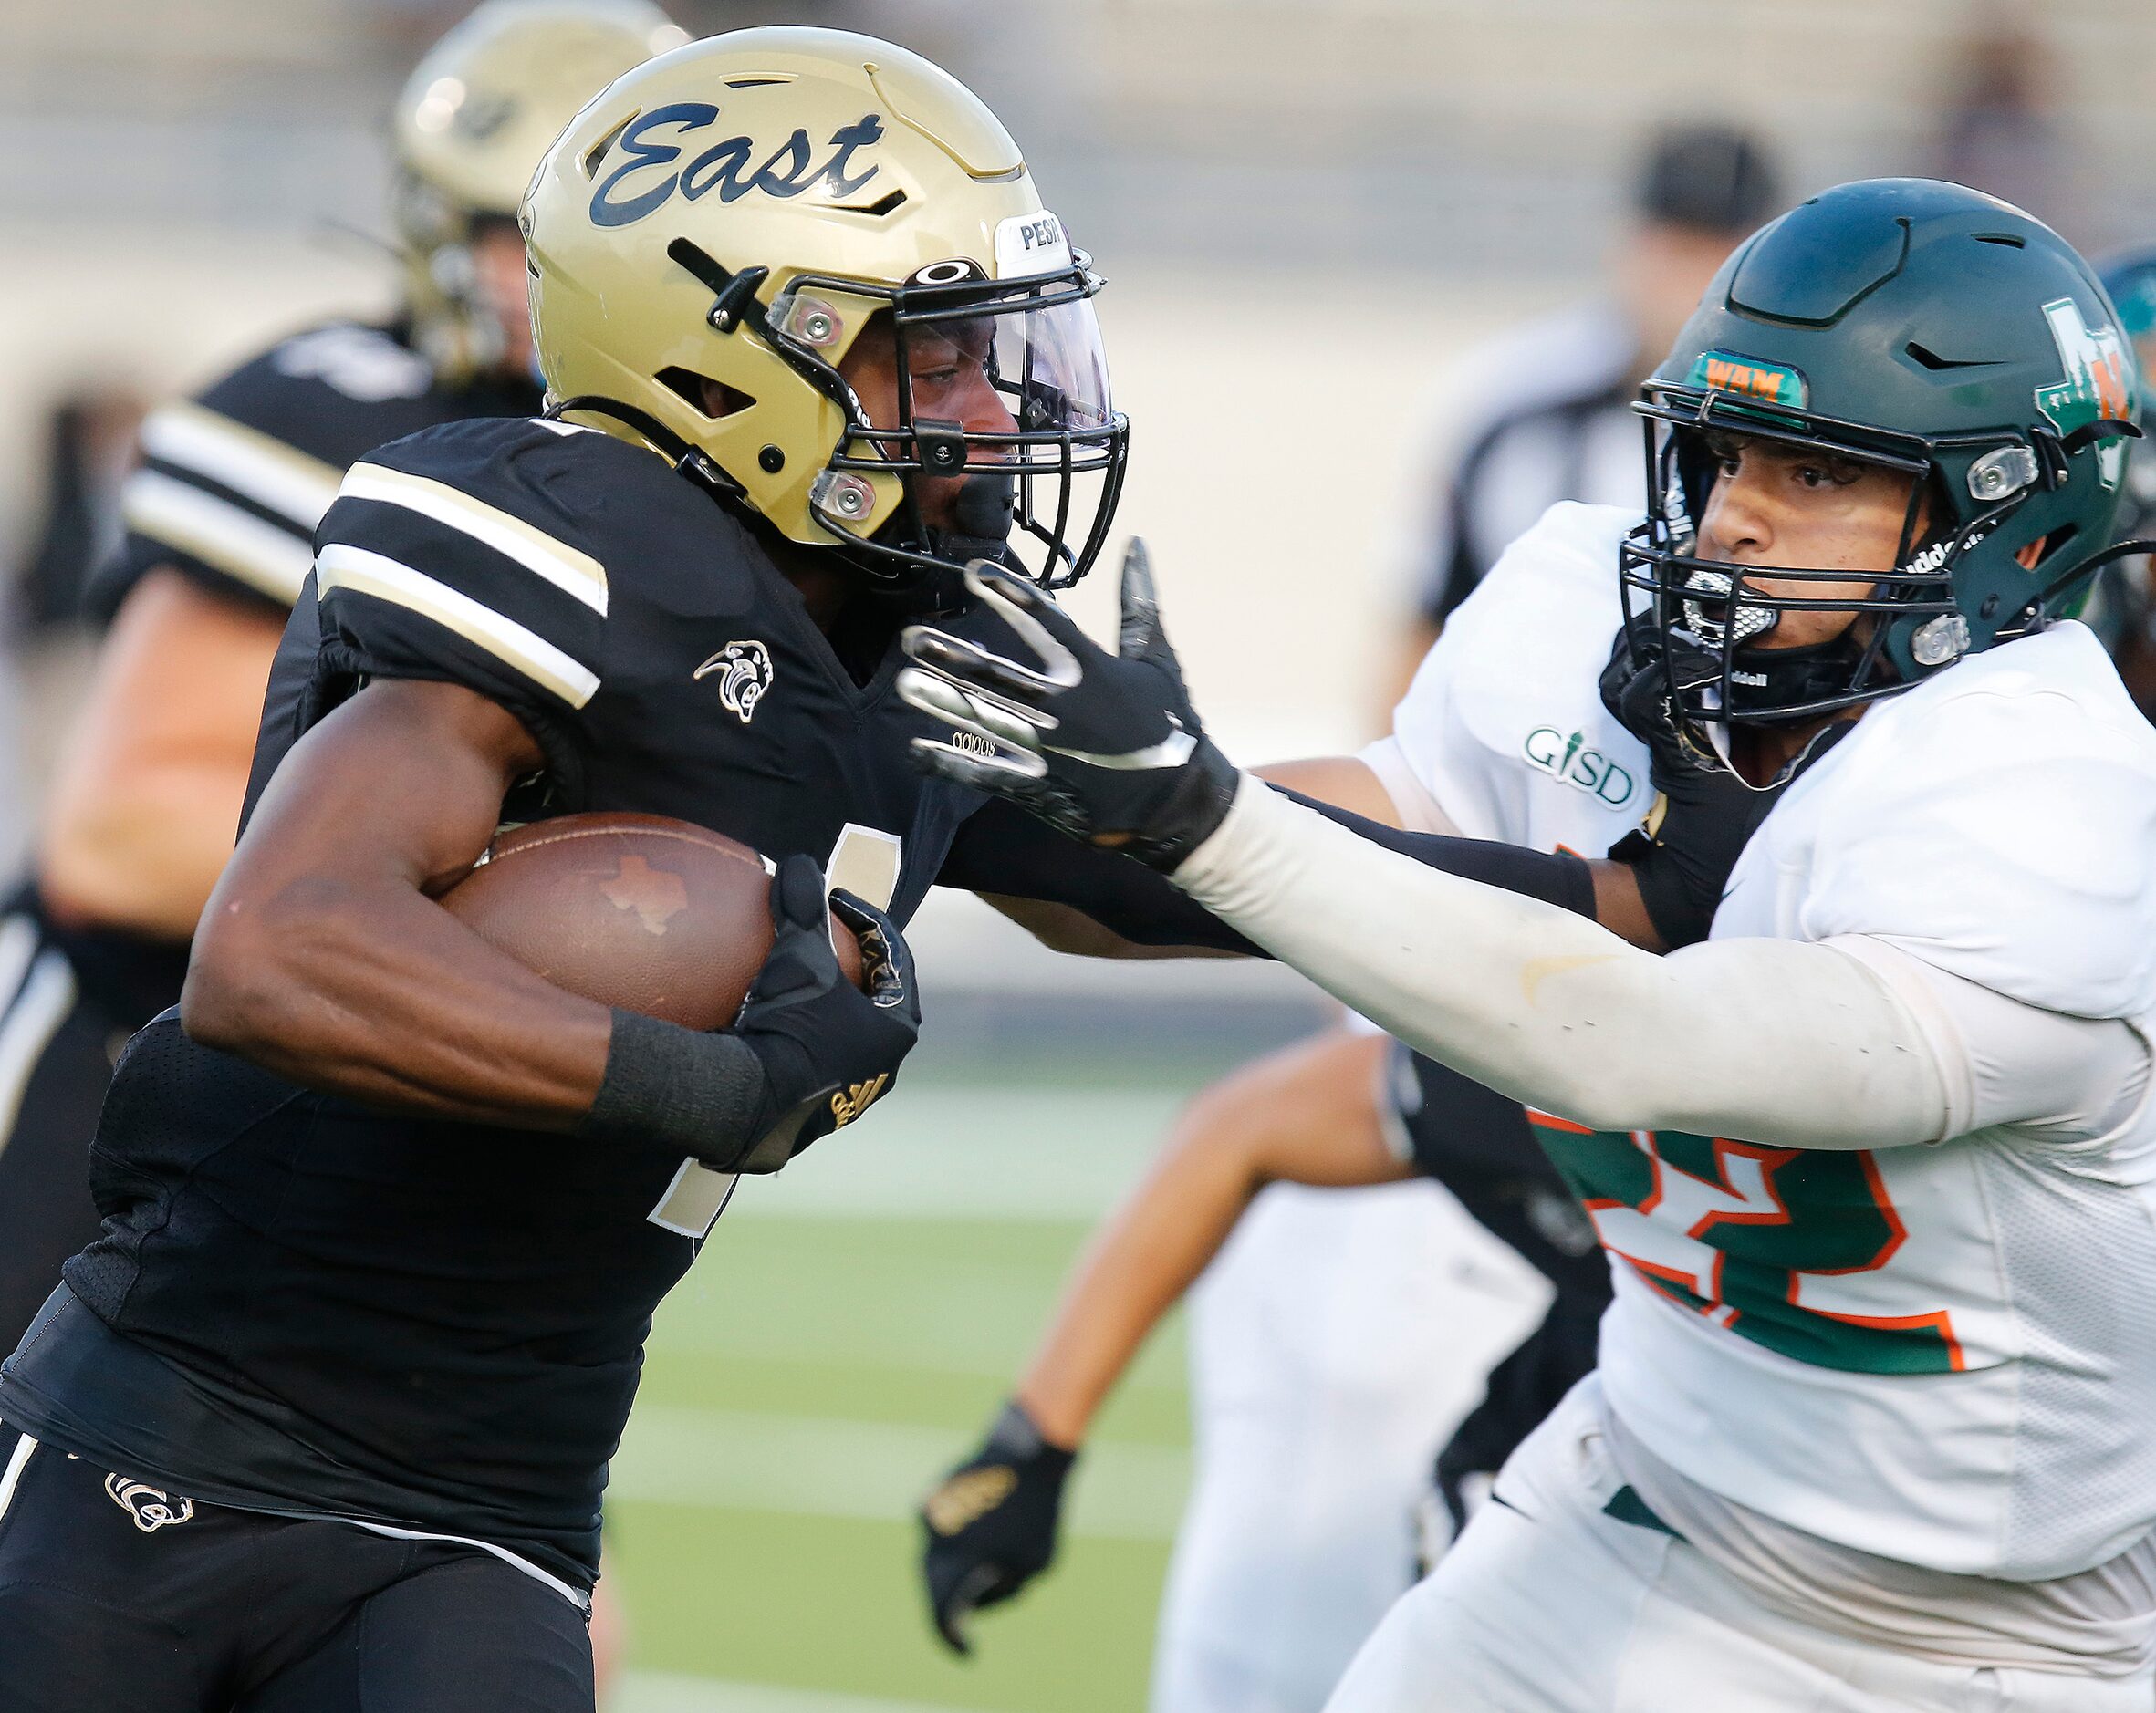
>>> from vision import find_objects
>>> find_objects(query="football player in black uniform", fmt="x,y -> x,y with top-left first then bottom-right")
0,30 -> 1150,1710
0,28 -> 1785,1709
0,0 -> 682,1361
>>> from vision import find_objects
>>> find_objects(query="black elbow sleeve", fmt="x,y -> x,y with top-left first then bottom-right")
1269,787 -> 1596,919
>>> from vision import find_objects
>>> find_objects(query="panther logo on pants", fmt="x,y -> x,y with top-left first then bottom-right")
104,1474 -> 193,1532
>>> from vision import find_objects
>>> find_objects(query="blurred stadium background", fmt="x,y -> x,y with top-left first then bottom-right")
3,1 -> 2153,1707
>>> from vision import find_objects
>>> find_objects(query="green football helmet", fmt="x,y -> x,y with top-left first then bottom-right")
1621,177 -> 2142,728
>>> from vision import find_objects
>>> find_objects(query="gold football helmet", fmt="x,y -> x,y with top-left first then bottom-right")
523,26 -> 1128,590
393,0 -> 687,379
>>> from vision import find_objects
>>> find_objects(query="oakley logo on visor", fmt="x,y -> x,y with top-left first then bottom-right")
589,104 -> 884,229
1686,350 -> 1809,410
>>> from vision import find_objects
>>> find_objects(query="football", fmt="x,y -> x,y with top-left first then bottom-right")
439,813 -> 864,1031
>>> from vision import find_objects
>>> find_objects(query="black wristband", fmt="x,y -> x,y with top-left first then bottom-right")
987,1400 -> 1078,1473
578,1008 -> 776,1169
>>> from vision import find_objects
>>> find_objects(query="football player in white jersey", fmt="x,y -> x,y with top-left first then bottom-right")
901,178 -> 2156,1708
917,501 -> 1671,1705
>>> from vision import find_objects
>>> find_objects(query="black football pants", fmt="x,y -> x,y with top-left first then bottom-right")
0,1428 -> 594,1712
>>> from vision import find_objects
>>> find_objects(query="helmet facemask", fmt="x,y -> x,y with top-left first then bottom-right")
801,261 -> 1126,593
1618,383 -> 2049,734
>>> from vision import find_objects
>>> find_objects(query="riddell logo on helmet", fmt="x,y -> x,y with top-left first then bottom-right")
589,102 -> 885,229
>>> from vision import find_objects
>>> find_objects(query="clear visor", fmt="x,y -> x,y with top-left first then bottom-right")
892,286 -> 1117,470
825,271 -> 1127,587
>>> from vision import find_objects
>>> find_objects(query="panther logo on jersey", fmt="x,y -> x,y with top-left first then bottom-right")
694,639 -> 776,725
104,1475 -> 194,1533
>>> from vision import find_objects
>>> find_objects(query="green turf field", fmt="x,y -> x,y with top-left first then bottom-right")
603,1067 -> 1208,1713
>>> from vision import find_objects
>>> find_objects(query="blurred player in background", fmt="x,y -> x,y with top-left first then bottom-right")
0,0 -> 682,1356
1389,122 -> 1781,694
2083,247 -> 2156,714
949,119 -> 1780,1713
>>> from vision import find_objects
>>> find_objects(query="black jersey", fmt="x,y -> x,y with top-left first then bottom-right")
96,320 -> 539,621
0,414 -> 1211,1591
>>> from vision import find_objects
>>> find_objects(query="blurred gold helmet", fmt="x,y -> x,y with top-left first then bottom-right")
523,26 -> 1128,591
393,0 -> 688,380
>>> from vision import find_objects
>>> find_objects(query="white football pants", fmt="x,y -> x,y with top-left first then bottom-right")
1324,1376 -> 2154,1713
1151,1180 -> 1547,1713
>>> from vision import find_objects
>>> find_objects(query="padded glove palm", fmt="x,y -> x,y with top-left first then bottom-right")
897,542 -> 1240,870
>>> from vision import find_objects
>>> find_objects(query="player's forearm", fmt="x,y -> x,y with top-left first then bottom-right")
1172,779 -> 1951,1149
185,678 -> 613,1128
1016,1115 -> 1262,1448
186,870 -> 615,1126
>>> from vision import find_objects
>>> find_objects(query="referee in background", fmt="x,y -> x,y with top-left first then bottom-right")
1385,123 -> 1782,701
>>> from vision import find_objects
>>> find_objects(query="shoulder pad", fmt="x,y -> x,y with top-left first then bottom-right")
1391,501 -> 1640,840
1799,625 -> 2156,1018
112,323 -> 444,610
316,417 -> 625,710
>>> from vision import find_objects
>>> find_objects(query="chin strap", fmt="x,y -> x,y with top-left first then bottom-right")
544,395 -> 745,504
2018,536 -> 2156,629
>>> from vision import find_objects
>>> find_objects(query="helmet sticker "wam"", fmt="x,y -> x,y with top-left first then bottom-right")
1683,349 -> 1809,410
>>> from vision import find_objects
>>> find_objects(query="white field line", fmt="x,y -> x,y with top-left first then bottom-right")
608,1405 -> 1187,1543
724,1086 -> 1188,1223
611,1669 -> 974,1713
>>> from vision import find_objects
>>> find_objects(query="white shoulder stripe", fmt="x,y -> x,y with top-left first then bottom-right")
340,463 -> 607,616
121,470 -> 315,605
316,543 -> 600,710
138,401 -> 344,531
0,952 -> 75,1148
0,1434 -> 37,1526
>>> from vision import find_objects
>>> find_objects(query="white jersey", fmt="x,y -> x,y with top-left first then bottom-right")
1370,501 -> 1645,859
1587,620 -> 2156,1580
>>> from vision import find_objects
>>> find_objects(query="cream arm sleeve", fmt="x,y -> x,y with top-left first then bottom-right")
1172,776 -> 1952,1149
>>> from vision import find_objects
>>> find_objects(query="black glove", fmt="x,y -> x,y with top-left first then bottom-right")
579,857 -> 918,1172
896,541 -> 1241,870
1598,622 -> 1843,949
726,854 -> 920,1169
919,1401 -> 1075,1656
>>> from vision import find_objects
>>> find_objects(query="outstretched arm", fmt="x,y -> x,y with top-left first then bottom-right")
898,554 -> 1947,1149
1175,776 -> 1946,1147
